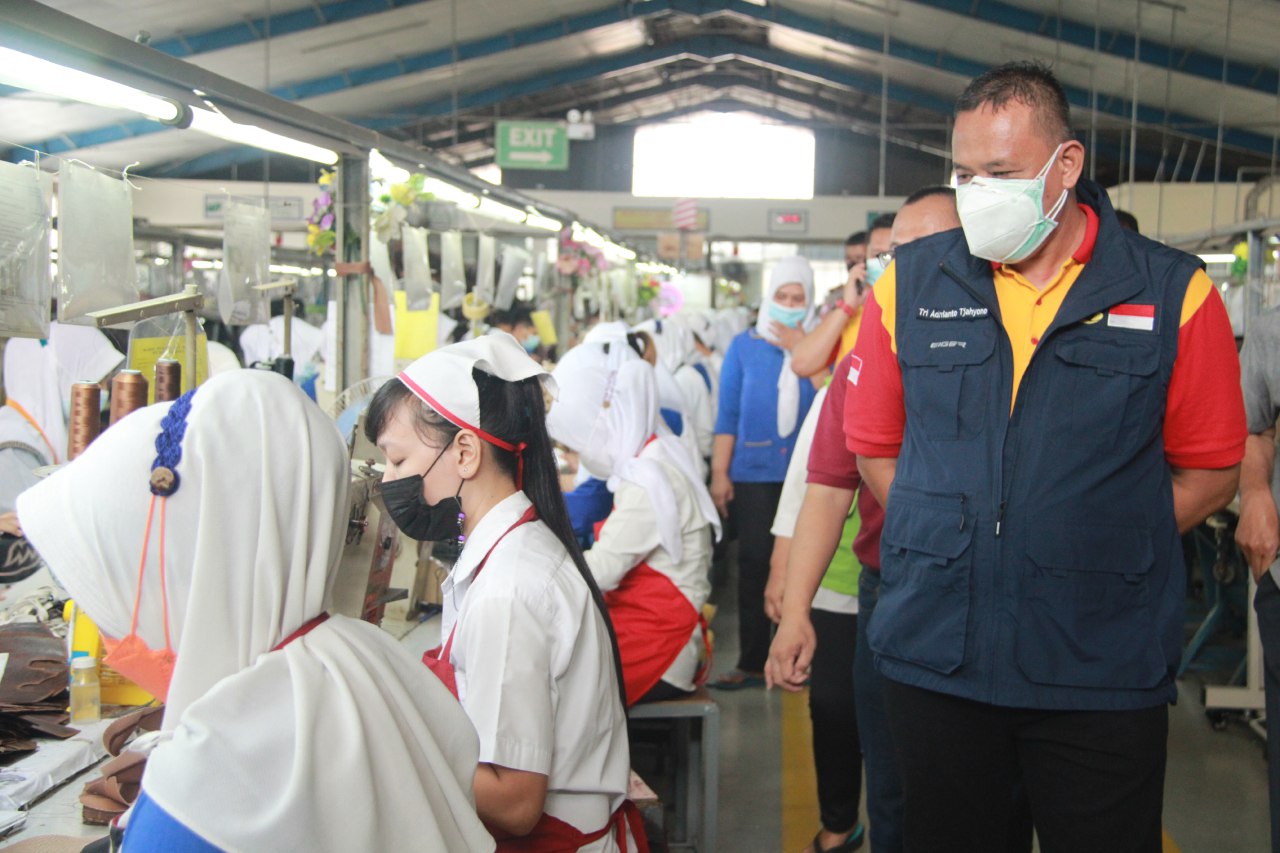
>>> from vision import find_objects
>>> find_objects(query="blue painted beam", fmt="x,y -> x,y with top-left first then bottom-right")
901,0 -> 1279,99
148,0 -> 434,57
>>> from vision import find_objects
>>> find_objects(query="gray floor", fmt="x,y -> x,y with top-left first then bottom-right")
706,565 -> 1273,853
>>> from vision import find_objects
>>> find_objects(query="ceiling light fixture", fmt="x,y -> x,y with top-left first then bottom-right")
0,46 -> 181,122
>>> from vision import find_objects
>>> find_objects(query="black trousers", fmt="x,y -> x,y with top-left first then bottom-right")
810,608 -> 862,833
885,680 -> 1167,853
730,480 -> 783,672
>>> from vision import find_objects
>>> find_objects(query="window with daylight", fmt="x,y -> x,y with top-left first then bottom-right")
631,112 -> 816,199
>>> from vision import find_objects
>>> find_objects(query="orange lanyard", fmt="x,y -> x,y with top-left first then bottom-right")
5,399 -> 59,464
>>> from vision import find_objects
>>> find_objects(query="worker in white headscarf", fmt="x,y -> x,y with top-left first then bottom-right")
709,256 -> 820,690
634,318 -> 715,464
3,322 -> 124,465
364,334 -> 639,853
548,347 -> 720,705
18,370 -> 493,852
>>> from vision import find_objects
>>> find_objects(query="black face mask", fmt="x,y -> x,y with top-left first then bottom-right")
379,438 -> 464,543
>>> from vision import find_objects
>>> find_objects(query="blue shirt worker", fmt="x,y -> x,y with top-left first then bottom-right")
709,257 -> 819,689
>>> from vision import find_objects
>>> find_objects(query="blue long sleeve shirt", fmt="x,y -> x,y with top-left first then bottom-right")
714,330 -> 817,483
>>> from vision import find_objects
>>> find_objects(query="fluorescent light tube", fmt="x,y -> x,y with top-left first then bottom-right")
188,107 -> 339,165
1198,253 -> 1238,264
475,196 -> 528,224
525,213 -> 563,232
0,46 -> 181,122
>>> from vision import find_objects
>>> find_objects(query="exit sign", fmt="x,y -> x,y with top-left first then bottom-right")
495,120 -> 569,171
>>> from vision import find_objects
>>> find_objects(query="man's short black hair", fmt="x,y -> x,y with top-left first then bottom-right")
1114,209 -> 1140,233
869,213 -> 896,233
903,185 -> 957,207
489,304 -> 534,329
955,61 -> 1073,145
846,230 -> 868,246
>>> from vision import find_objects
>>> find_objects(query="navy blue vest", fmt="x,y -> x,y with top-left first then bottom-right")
869,180 -> 1203,710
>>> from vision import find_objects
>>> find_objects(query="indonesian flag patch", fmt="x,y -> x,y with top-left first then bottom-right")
1106,303 -> 1156,331
848,354 -> 863,386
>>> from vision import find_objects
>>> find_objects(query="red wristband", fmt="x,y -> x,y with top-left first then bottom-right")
836,299 -> 856,318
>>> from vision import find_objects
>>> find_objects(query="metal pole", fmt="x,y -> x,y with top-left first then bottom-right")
1090,0 -> 1100,183
1128,1 -> 1141,205
335,154 -> 369,391
878,24 -> 889,198
183,308 -> 198,394
1247,228 -> 1265,333
283,292 -> 294,359
1211,0 -> 1233,229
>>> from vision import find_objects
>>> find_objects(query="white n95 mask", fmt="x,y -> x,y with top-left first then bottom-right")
956,144 -> 1068,264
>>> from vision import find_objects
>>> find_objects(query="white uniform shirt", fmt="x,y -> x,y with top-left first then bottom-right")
674,364 -> 715,460
443,492 -> 630,847
585,447 -> 713,691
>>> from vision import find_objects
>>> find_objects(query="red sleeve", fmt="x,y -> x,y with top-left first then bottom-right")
807,351 -> 861,490
1163,284 -> 1246,469
844,288 -> 905,457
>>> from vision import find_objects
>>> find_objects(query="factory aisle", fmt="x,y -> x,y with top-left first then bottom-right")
402,565 -> 1272,852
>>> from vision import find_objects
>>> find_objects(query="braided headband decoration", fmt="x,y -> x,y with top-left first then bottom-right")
149,390 -> 196,497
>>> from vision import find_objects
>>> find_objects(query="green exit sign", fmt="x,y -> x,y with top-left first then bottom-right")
495,120 -> 569,171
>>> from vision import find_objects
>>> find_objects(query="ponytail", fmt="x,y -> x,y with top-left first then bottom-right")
474,370 -> 628,711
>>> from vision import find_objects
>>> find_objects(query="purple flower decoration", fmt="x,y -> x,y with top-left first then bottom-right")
318,191 -> 332,208
320,213 -> 334,230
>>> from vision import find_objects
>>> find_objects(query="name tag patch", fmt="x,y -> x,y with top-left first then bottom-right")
1106,303 -> 1156,331
918,306 -> 990,320
930,340 -> 967,349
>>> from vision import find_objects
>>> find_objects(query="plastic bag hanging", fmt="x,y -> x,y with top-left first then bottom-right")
474,235 -> 496,307
495,245 -> 530,310
57,160 -> 137,325
0,160 -> 52,339
438,230 -> 466,311
401,225 -> 434,311
219,199 -> 270,326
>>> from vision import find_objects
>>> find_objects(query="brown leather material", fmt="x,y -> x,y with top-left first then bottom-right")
0,624 -> 67,705
102,705 -> 164,757
79,751 -> 147,825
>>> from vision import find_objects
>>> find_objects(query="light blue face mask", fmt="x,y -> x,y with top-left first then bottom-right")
865,255 -> 889,288
522,334 -> 542,354
767,302 -> 807,328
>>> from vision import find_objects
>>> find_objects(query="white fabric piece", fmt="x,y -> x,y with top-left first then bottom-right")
399,332 -> 555,436
18,371 -> 493,853
673,364 -> 715,459
582,321 -> 642,370
237,316 -> 325,368
3,323 -> 124,464
754,256 -> 815,438
205,340 -> 242,376
442,491 -> 629,844
0,718 -> 110,810
633,318 -> 694,376
584,446 -> 713,691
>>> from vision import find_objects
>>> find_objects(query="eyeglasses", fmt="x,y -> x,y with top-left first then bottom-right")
875,250 -> 895,267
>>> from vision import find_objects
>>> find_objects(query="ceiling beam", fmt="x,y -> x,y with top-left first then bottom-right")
900,0 -> 1279,100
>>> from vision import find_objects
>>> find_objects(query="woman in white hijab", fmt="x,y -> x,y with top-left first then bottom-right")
17,370 -> 493,853
547,346 -> 721,705
634,318 -> 715,464
363,334 -> 638,853
708,256 -> 821,690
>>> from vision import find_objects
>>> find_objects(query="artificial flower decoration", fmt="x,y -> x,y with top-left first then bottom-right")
305,169 -> 337,256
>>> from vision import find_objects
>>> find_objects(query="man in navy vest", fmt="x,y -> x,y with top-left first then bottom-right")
844,61 -> 1246,852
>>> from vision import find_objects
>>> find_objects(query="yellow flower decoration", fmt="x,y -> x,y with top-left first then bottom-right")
318,170 -> 335,187
389,183 -> 415,206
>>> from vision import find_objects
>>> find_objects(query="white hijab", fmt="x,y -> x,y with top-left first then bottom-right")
547,347 -> 720,561
754,256 -> 816,438
18,371 -> 493,853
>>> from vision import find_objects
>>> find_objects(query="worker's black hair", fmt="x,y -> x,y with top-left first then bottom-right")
869,213 -> 896,233
1114,209 -> 1141,233
955,60 -> 1073,144
364,372 -> 628,710
845,230 -> 868,246
489,303 -> 535,330
903,185 -> 957,206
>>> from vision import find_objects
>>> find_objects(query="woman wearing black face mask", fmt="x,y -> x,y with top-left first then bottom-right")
364,333 -> 641,853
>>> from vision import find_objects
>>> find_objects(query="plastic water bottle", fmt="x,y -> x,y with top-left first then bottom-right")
69,657 -> 101,724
